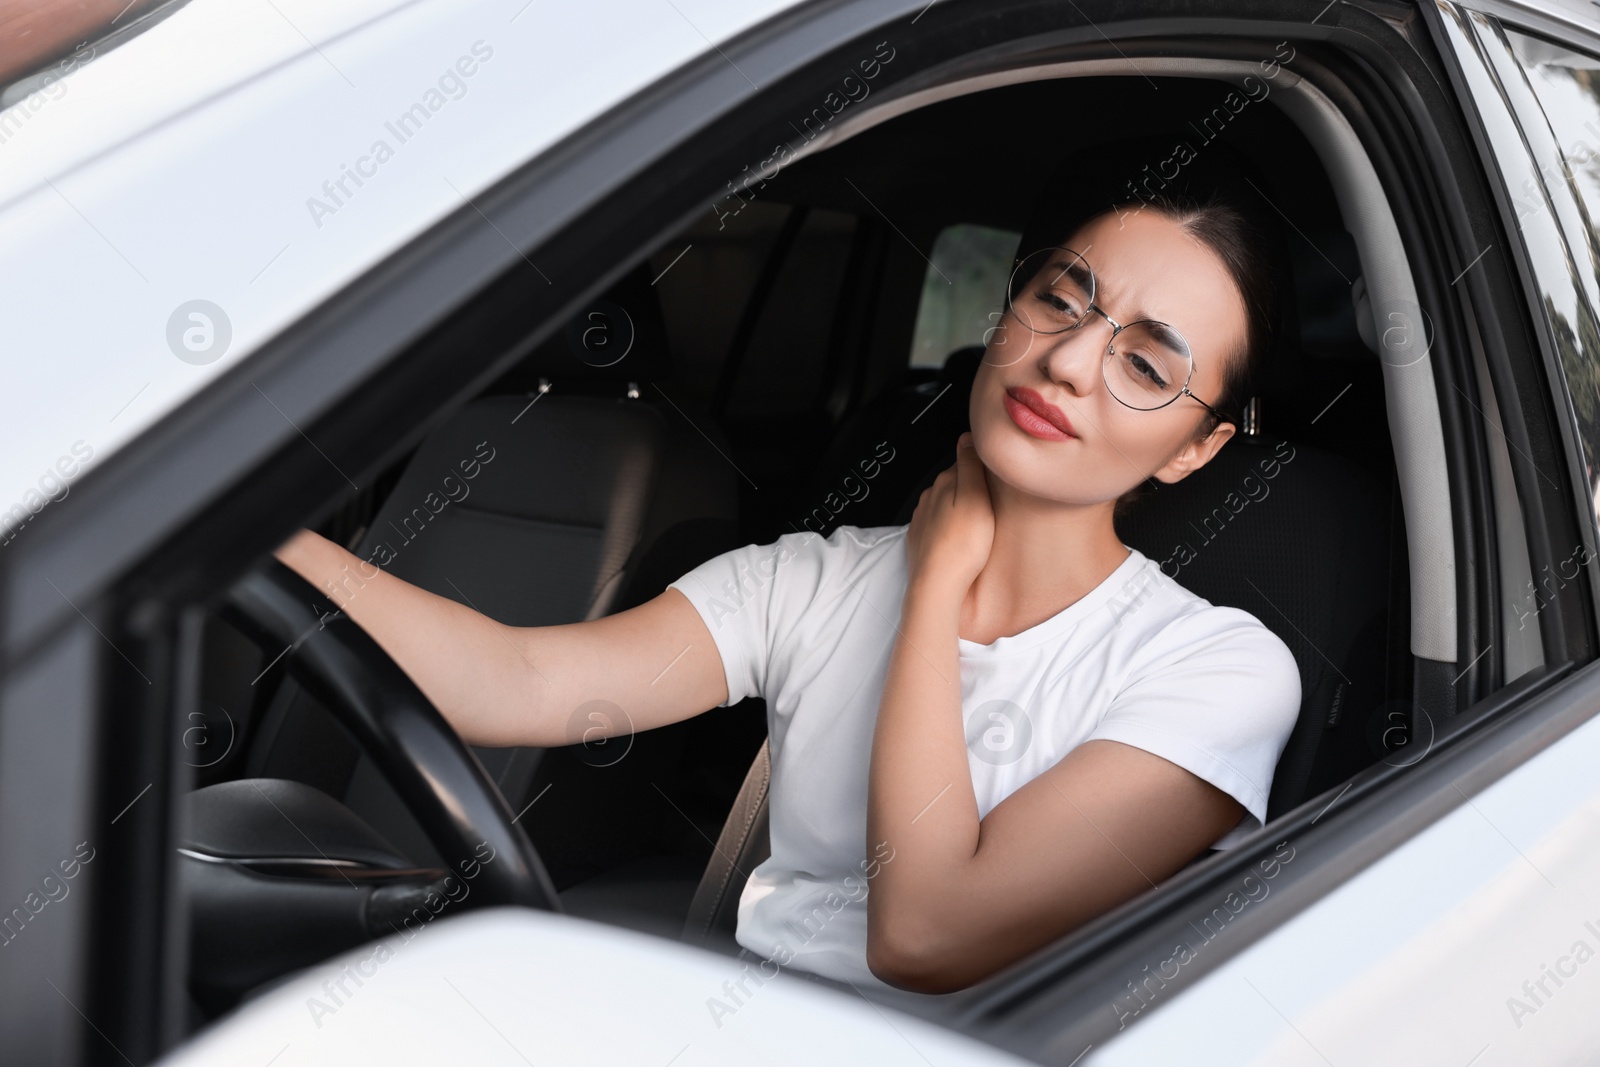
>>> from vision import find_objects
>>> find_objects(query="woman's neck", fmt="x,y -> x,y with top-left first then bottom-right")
957,469 -> 1132,645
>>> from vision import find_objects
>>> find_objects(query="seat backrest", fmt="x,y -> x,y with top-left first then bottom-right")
777,346 -> 979,540
816,346 -> 1397,816
357,393 -> 670,625
1114,434 -> 1395,817
252,269 -> 741,871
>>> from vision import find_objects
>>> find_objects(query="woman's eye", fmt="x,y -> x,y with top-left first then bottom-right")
1037,289 -> 1082,316
1129,353 -> 1168,388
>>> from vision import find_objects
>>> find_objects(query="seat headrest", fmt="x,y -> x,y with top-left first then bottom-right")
940,344 -> 984,391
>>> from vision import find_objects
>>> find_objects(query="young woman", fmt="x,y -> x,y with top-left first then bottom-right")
272,143 -> 1301,998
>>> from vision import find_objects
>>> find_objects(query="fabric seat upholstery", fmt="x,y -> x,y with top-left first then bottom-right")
250,267 -> 741,876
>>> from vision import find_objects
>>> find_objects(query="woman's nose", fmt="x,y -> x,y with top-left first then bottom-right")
1040,320 -> 1110,398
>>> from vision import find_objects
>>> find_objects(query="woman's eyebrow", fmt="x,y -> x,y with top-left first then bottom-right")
1090,277 -> 1158,329
1090,276 -> 1186,346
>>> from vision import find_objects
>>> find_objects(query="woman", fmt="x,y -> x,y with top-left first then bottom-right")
272,141 -> 1301,998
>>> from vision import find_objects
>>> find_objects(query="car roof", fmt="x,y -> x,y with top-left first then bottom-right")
0,0 -> 798,517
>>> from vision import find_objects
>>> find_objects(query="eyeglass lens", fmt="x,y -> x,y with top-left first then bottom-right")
1006,248 -> 1195,411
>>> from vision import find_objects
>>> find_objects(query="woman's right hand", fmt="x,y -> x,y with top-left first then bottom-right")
253,524 -> 731,748
271,527 -> 324,576
904,432 -> 995,601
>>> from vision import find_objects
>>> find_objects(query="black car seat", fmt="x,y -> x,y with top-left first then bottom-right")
248,266 -> 744,891
760,345 -> 981,541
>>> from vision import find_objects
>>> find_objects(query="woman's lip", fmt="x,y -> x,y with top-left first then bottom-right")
1004,387 -> 1076,440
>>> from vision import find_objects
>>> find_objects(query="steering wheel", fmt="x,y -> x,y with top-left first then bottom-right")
186,559 -> 560,1011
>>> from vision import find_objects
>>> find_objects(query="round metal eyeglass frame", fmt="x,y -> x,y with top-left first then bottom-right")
1005,247 -> 1236,426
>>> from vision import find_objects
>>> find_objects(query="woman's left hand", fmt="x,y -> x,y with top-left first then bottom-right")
905,432 -> 995,599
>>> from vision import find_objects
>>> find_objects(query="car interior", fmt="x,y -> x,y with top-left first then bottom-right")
176,59 -> 1525,1021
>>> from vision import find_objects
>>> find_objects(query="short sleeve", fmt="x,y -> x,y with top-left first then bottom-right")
1086,608 -> 1301,849
666,530 -> 825,708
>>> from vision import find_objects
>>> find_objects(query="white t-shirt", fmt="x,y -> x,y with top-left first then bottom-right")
667,524 -> 1300,990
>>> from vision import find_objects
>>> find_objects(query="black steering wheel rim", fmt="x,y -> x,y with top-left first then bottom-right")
218,557 -> 560,913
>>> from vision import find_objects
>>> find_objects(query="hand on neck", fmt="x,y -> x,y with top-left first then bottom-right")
958,476 -> 1131,645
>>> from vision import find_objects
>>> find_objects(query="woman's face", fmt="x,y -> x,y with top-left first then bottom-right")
969,208 -> 1247,508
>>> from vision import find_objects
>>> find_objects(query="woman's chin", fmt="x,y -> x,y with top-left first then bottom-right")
970,438 -> 1123,509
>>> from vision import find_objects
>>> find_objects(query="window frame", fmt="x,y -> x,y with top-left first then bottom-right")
1428,1 -> 1600,659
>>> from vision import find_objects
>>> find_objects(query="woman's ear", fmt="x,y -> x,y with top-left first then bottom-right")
1151,419 -> 1236,485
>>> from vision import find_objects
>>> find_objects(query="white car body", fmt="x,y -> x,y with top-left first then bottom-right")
0,0 -> 786,535
158,908 -> 1034,1066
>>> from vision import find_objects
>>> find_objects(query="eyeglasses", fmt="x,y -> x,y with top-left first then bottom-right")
1005,247 -> 1234,426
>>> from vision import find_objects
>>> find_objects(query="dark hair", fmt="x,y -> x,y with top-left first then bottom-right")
1007,136 -> 1289,514
1011,137 -> 1286,428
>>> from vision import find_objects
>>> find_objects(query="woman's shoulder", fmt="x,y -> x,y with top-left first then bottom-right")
1128,561 -> 1300,678
772,522 -> 909,559
705,524 -> 908,601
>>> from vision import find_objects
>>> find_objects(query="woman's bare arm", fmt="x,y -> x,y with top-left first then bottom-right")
866,439 -> 1242,993
271,528 -> 729,747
